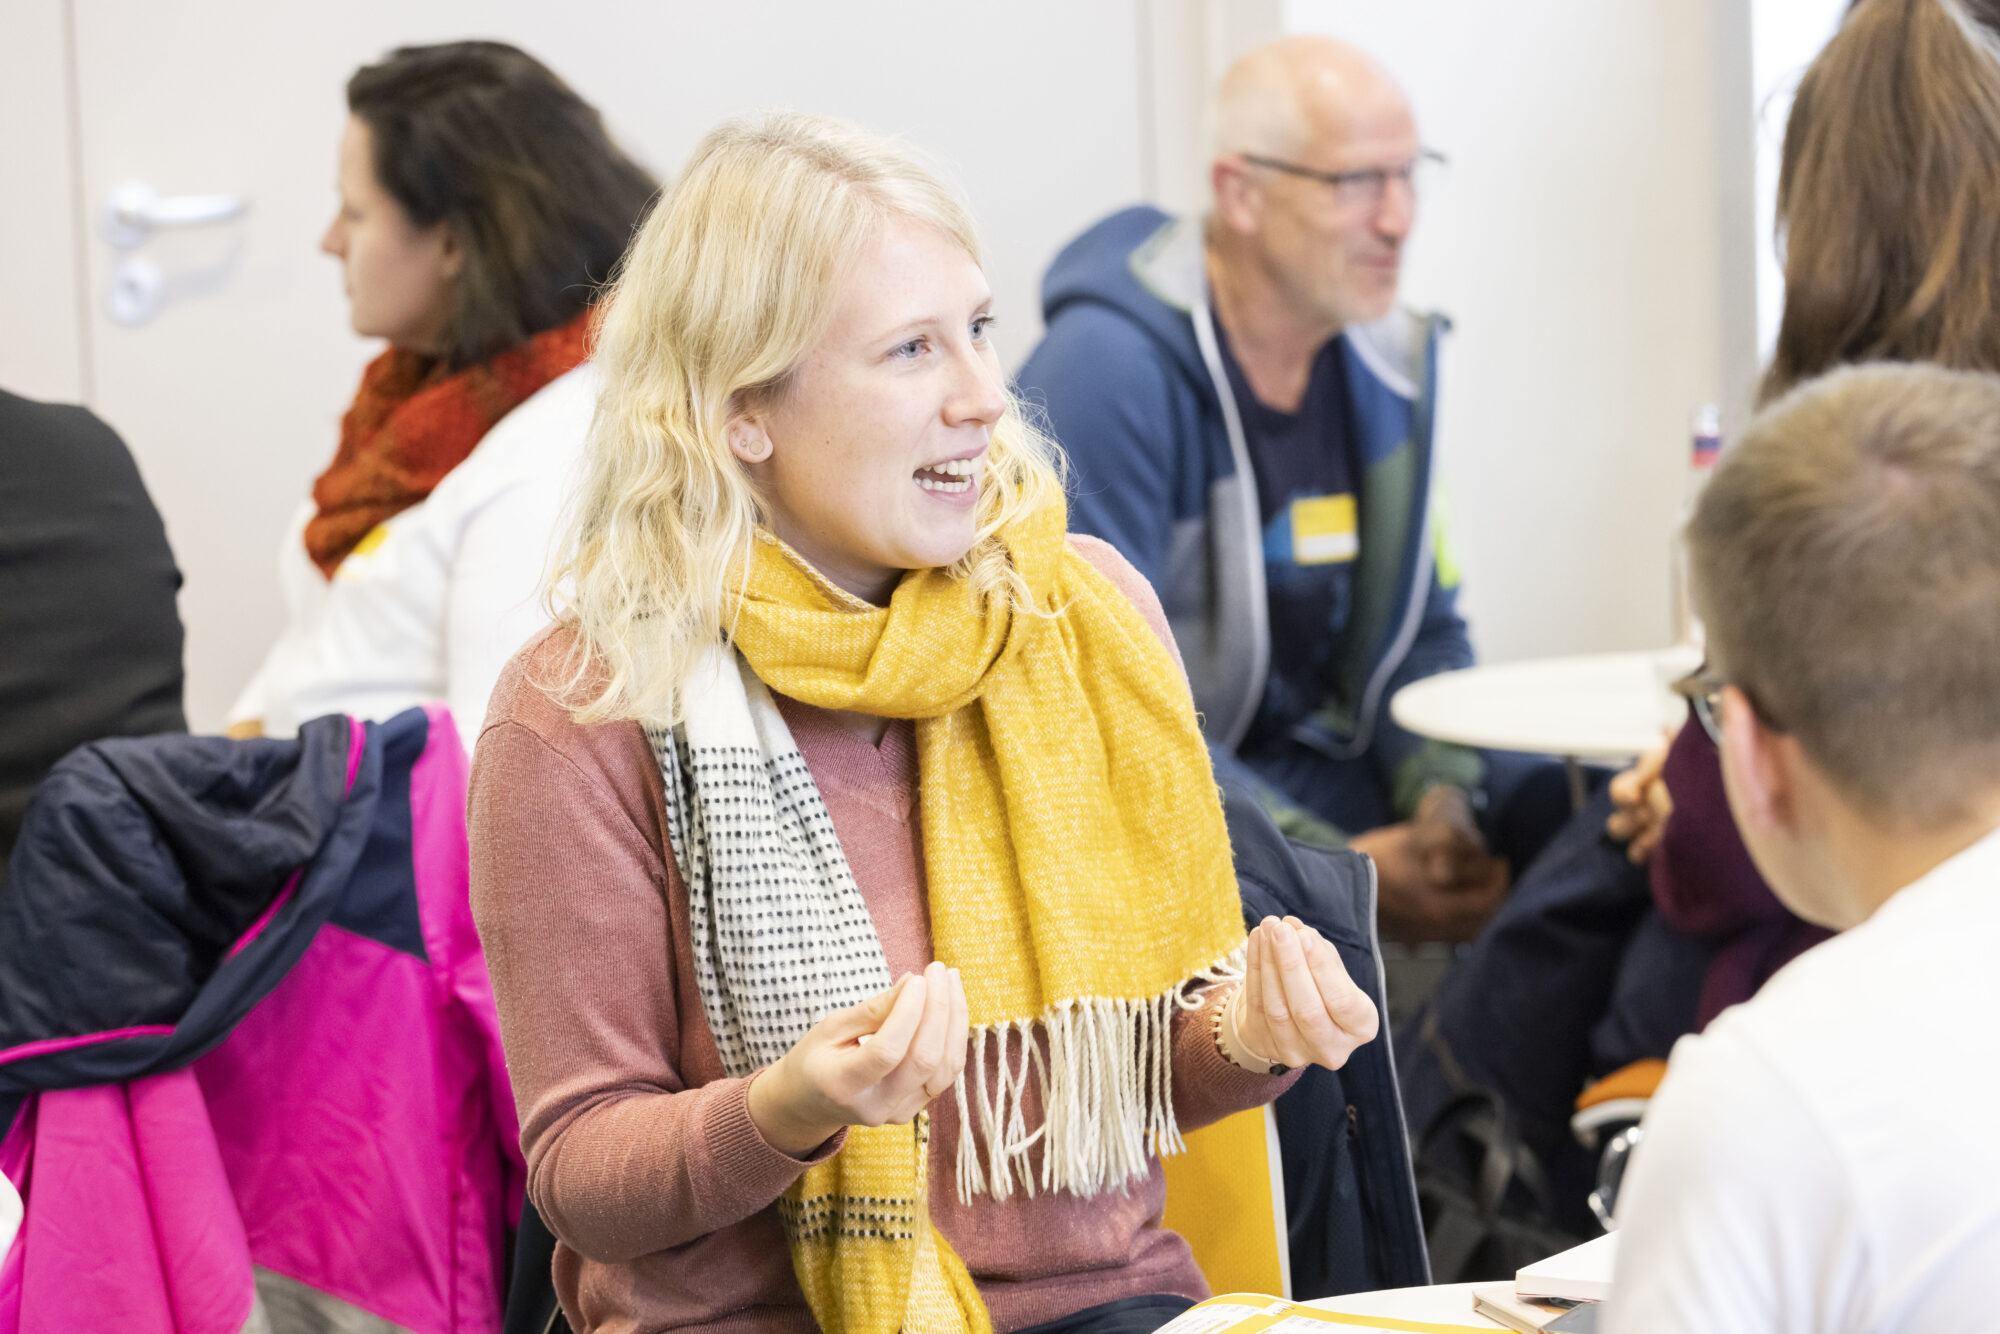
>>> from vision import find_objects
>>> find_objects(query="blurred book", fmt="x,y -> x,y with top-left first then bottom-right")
1470,1282 -> 1598,1333
1515,1231 -> 1616,1304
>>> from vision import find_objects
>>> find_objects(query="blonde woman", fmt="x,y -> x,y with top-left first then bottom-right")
468,114 -> 1380,1334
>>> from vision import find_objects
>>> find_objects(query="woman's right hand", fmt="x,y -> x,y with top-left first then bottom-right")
1605,737 -> 1675,864
746,960 -> 970,1157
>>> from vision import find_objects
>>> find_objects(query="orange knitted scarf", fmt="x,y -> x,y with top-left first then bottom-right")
303,312 -> 592,578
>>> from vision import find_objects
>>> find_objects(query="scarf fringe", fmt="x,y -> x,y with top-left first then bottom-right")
952,946 -> 1247,1204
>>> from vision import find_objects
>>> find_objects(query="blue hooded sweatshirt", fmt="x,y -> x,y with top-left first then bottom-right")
1016,206 -> 1481,831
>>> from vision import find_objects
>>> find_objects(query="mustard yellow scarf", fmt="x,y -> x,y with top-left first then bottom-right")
711,500 -> 1243,1333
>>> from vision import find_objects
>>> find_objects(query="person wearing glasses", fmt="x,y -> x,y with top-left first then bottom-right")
1017,36 -> 1516,946
1605,363 -> 2000,1332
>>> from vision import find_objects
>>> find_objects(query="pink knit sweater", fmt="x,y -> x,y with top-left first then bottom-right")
467,536 -> 1297,1334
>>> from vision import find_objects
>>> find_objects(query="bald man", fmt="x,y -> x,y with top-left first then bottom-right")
1019,37 -> 1513,944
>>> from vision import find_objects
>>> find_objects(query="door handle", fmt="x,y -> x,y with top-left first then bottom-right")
102,181 -> 249,250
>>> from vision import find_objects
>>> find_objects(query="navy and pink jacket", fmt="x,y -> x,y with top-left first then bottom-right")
0,706 -> 523,1333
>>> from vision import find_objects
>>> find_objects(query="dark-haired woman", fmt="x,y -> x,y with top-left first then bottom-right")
226,41 -> 655,746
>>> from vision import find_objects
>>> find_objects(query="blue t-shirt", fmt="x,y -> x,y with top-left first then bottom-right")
1213,324 -> 1360,747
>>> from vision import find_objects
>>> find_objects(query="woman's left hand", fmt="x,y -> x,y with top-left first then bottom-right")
1604,737 -> 1676,865
1229,915 -> 1380,1072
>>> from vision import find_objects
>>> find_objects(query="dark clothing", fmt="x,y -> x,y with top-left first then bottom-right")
1218,776 -> 1432,1297
0,388 -> 185,876
1012,1295 -> 1198,1334
0,714 -> 373,1093
1397,720 -> 1844,1245
1402,786 -> 1700,1129
1212,321 -> 1362,754
1393,733 -> 1838,1257
1396,785 -> 1712,1238
1403,718 -> 1839,1188
1650,719 -> 1834,1024
1412,722 -> 1830,1149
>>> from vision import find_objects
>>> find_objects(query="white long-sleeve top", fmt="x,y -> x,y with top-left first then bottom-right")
227,363 -> 596,748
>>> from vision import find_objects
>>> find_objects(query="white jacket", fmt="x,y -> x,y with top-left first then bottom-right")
227,363 -> 596,748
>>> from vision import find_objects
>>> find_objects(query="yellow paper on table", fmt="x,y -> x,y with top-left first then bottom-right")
1154,1292 -> 1497,1334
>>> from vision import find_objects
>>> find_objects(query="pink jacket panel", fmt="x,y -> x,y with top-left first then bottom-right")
5,1074 -> 256,1334
195,705 -> 523,1333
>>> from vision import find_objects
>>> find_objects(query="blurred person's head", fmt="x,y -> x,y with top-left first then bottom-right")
1764,0 -> 2000,402
1689,363 -> 2000,925
325,40 -> 656,370
1206,36 -> 1422,335
548,112 -> 1063,724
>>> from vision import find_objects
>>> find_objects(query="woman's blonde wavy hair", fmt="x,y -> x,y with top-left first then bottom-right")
544,112 -> 1064,726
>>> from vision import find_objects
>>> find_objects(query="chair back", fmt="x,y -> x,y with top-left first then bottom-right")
1161,1103 -> 1291,1297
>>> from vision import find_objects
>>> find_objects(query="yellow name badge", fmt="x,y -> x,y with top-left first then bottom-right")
1289,494 -> 1357,565
334,522 -> 391,581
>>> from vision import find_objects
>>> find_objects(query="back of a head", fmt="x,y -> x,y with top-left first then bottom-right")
1766,0 -> 2000,401
346,40 -> 658,370
1689,362 -> 2000,826
0,391 -> 185,879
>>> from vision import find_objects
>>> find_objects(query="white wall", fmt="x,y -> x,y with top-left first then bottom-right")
1749,0 -> 1848,357
1283,0 -> 1750,663
0,1 -> 87,403
1136,0 -> 1282,213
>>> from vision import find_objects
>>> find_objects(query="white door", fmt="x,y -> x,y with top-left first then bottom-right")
21,0 -> 1166,729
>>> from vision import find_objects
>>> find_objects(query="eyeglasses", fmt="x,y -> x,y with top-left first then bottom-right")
1240,148 -> 1447,209
1669,661 -> 1787,746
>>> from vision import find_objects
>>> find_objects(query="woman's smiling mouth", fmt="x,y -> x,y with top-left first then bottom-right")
914,457 -> 977,494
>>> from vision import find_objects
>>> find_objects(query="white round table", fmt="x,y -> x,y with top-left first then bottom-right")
1389,645 -> 1702,806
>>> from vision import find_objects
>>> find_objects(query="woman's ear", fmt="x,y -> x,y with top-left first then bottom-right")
436,225 -> 466,283
727,414 -> 774,465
